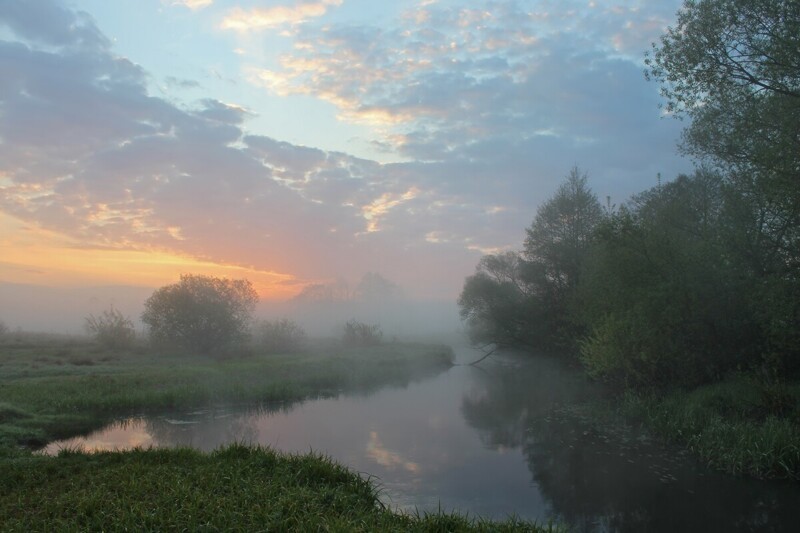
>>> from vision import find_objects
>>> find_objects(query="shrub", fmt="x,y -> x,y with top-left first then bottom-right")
254,318 -> 307,354
343,319 -> 382,347
141,274 -> 258,355
85,307 -> 135,349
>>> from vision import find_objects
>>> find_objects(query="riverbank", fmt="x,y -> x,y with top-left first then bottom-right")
0,335 -> 554,531
0,335 -> 453,450
616,374 -> 800,480
0,444 -> 554,531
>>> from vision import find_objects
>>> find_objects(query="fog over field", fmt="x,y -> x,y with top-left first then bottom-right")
0,279 -> 460,338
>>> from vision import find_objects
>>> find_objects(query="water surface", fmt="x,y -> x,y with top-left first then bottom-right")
45,345 -> 800,531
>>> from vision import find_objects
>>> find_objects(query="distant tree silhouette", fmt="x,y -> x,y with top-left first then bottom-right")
142,274 -> 258,354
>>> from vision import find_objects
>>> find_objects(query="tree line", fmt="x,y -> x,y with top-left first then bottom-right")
459,0 -> 799,391
84,273 -> 385,356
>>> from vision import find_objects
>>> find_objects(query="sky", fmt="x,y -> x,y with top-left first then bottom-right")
0,0 -> 692,312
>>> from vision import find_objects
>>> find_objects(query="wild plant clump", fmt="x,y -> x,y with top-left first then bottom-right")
254,318 -> 307,354
85,307 -> 135,349
141,274 -> 258,355
342,319 -> 382,347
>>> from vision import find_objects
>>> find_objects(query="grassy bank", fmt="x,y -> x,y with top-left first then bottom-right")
0,444 -> 551,532
617,375 -> 800,480
0,335 -> 453,450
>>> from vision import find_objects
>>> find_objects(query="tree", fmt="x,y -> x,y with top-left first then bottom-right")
254,318 -> 307,354
522,167 -> 604,348
141,275 -> 258,354
646,0 -> 800,272
578,170 -> 761,389
354,272 -> 401,302
343,319 -> 383,347
458,168 -> 603,352
524,167 -> 604,292
458,252 -> 540,348
292,279 -> 351,303
647,0 -> 800,377
85,306 -> 135,349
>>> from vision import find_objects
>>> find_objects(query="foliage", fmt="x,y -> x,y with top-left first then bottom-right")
141,274 -> 258,355
458,168 -> 603,352
292,273 -> 401,304
646,0 -> 800,189
619,376 -> 800,479
292,279 -> 352,303
84,307 -> 135,350
354,272 -> 401,301
254,318 -> 307,354
0,321 -> 7,338
523,167 -> 605,296
578,170 -> 761,389
647,0 -> 799,114
522,167 -> 604,348
343,319 -> 383,347
458,252 -> 541,348
646,0 -> 800,379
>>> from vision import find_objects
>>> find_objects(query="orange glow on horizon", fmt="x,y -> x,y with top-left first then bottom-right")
0,212 -> 301,300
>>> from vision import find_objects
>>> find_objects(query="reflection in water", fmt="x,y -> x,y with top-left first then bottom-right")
460,353 -> 800,532
44,346 -> 800,531
367,431 -> 421,474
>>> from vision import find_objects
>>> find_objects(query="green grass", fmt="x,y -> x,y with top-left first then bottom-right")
618,375 -> 800,479
0,444 -> 554,532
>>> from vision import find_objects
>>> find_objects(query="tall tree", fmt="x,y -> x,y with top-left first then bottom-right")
459,168 -> 603,352
647,0 -> 800,375
646,0 -> 800,266
523,167 -> 604,294
522,167 -> 604,347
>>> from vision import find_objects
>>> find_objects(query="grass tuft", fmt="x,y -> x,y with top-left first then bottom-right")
619,375 -> 800,479
0,445 -> 551,531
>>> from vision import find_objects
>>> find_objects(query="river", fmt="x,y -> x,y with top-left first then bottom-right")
43,343 -> 800,532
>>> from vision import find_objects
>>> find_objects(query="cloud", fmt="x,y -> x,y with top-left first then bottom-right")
165,76 -> 202,89
169,0 -> 213,10
362,186 -> 421,233
0,0 -> 109,50
243,1 -> 688,197
0,0 -> 691,302
220,0 -> 343,32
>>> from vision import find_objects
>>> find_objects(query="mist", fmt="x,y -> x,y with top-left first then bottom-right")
0,277 -> 462,342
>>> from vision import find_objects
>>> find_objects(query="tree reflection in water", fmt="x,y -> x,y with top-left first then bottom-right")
460,352 -> 799,532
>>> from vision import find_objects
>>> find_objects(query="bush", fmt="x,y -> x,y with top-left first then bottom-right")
85,307 -> 135,349
141,275 -> 258,355
343,320 -> 382,347
254,319 -> 307,354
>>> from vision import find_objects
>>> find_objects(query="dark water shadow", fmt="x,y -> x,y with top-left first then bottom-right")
460,352 -> 800,532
